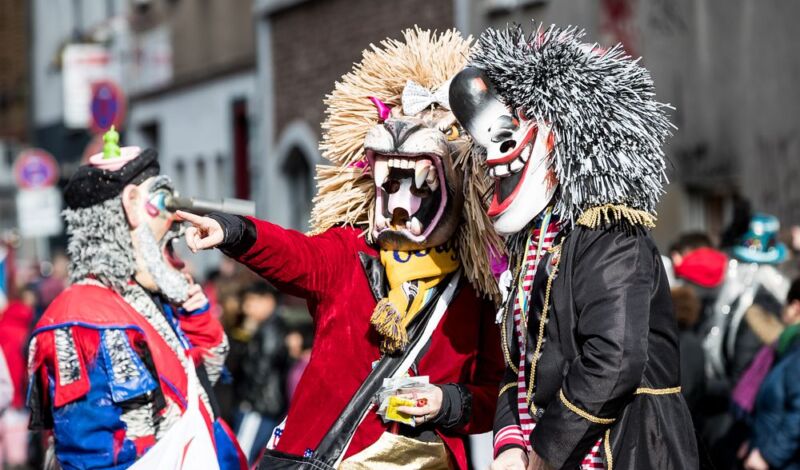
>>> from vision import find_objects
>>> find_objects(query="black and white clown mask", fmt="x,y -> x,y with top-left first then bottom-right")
449,67 -> 557,236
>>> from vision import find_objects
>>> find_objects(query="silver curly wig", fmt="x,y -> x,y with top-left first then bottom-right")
470,23 -> 672,225
63,197 -> 136,292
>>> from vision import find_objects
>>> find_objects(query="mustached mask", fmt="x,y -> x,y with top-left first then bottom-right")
449,67 -> 557,236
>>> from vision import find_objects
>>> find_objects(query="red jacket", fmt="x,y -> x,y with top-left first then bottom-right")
0,301 -> 33,408
233,219 -> 503,469
27,284 -> 235,468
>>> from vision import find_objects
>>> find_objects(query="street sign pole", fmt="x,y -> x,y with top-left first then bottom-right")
13,149 -> 62,263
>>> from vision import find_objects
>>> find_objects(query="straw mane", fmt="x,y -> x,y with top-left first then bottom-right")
310,27 -> 501,298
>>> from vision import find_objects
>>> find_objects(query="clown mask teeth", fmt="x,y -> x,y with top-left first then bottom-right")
374,159 -> 389,186
367,151 -> 447,245
414,160 -> 432,188
410,217 -> 423,236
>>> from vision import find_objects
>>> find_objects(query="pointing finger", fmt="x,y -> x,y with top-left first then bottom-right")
176,210 -> 206,226
195,232 -> 223,251
185,227 -> 199,252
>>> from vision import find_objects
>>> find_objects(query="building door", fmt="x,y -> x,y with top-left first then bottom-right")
282,147 -> 313,231
232,99 -> 250,199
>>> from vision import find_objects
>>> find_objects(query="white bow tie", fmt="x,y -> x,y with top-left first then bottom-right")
401,79 -> 452,116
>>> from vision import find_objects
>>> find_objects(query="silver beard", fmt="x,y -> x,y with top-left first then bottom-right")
134,224 -> 190,303
64,197 -> 136,292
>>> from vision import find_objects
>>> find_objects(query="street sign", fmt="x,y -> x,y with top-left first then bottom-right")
16,187 -> 63,238
63,44 -> 115,129
13,148 -> 59,189
90,80 -> 126,133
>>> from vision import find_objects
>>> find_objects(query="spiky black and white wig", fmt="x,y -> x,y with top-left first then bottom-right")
63,197 -> 136,292
471,24 -> 672,226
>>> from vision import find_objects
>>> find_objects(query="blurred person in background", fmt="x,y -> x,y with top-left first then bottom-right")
710,213 -> 791,382
671,286 -> 707,424
26,133 -> 244,469
667,232 -> 728,328
702,213 -> 791,469
228,282 -> 288,464
35,252 -> 70,314
0,349 -> 11,413
743,278 -> 800,470
284,323 -> 313,402
0,350 -> 13,468
0,286 -> 34,470
207,258 -> 258,331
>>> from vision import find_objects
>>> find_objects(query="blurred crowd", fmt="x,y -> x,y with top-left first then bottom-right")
2,205 -> 800,470
0,254 -> 312,469
664,210 -> 800,470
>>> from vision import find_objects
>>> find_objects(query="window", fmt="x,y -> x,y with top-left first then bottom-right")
231,99 -> 250,199
174,160 -> 186,194
196,158 -> 207,197
139,121 -> 160,154
282,147 -> 313,231
216,154 -> 227,198
485,0 -> 547,13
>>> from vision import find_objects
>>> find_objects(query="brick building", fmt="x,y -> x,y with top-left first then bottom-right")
465,0 -> 800,248
0,0 -> 29,142
0,0 -> 29,233
253,0 -> 457,230
126,0 -> 258,275
26,0 -> 258,273
254,0 -> 800,249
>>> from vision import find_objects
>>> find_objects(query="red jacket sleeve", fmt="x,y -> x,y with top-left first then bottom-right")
232,218 -> 354,302
176,305 -> 228,384
460,299 -> 504,434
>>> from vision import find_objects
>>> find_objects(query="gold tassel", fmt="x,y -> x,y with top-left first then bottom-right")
370,298 -> 409,353
576,204 -> 657,229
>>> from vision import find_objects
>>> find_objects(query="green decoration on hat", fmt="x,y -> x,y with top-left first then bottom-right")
103,125 -> 121,160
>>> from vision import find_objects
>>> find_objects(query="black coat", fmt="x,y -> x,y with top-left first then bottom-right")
751,339 -> 800,469
495,222 -> 699,469
231,315 -> 289,418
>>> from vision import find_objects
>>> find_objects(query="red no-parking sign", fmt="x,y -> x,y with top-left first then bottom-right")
14,148 -> 63,237
90,80 -> 126,133
13,148 -> 59,189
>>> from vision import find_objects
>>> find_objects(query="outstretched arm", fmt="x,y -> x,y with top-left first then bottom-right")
178,211 -> 350,301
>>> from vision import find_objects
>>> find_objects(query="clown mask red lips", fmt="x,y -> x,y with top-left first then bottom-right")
162,230 -> 186,270
449,66 -> 558,235
486,122 -> 554,219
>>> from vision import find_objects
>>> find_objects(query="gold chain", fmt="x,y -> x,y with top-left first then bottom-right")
527,241 -> 563,410
634,386 -> 682,395
604,428 -> 614,470
558,389 -> 616,424
500,246 -> 526,374
499,315 -> 519,374
498,382 -> 517,397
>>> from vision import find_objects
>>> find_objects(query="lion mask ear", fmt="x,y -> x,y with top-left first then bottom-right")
369,97 -> 392,122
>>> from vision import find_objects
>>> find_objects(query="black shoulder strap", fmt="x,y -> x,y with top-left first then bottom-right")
313,272 -> 461,466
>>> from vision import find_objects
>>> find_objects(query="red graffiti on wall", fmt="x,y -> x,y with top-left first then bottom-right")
601,0 -> 638,56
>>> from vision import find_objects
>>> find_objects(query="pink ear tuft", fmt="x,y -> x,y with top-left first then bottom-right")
369,96 -> 392,122
348,159 -> 368,169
